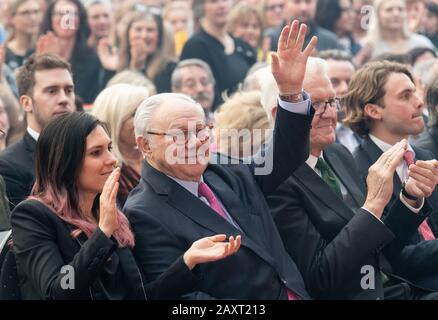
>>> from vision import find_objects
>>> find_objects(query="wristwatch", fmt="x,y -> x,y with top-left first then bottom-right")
401,180 -> 418,201
279,91 -> 304,103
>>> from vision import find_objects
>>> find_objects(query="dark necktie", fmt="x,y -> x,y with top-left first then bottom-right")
404,151 -> 436,241
316,157 -> 343,198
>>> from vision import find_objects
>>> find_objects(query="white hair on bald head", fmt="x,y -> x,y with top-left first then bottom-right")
134,93 -> 203,138
260,57 -> 329,120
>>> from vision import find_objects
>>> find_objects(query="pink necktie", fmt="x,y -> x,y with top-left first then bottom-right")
198,182 -> 227,219
287,289 -> 300,300
404,151 -> 436,241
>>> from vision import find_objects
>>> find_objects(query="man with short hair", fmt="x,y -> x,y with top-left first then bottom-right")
171,59 -> 215,123
0,54 -> 76,209
84,0 -> 113,49
265,57 -> 438,299
319,49 -> 361,152
124,21 -> 317,299
345,60 -> 438,288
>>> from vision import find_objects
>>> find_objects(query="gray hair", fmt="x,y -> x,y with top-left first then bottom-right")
171,59 -> 215,91
134,93 -> 201,138
260,57 -> 328,120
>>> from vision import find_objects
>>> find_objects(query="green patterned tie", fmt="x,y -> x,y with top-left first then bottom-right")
315,157 -> 343,198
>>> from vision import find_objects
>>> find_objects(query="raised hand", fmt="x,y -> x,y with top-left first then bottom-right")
98,167 -> 120,238
97,37 -> 119,71
271,20 -> 318,95
404,160 -> 438,199
36,32 -> 61,57
183,234 -> 241,270
363,140 -> 407,218
129,38 -> 148,71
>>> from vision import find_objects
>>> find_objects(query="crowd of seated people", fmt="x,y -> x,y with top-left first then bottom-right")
1,0 -> 438,301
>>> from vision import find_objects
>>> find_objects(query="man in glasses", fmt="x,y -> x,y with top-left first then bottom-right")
265,57 -> 438,299
124,21 -> 316,299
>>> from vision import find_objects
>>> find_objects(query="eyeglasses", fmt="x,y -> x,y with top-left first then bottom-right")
313,98 -> 342,115
146,124 -> 214,145
15,9 -> 41,17
265,3 -> 285,11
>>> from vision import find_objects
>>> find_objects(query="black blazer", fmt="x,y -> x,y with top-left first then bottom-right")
267,143 -> 431,299
413,126 -> 438,160
354,136 -> 438,289
124,107 -> 313,299
11,199 -> 200,300
0,132 -> 36,210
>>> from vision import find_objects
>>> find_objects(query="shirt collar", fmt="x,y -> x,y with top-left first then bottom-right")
27,126 -> 40,141
368,134 -> 415,156
168,175 -> 204,197
306,154 -> 320,170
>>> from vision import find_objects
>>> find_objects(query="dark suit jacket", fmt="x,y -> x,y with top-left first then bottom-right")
267,143 -> 431,299
124,107 -> 313,299
413,126 -> 438,160
0,132 -> 36,210
11,199 -> 199,300
0,176 -> 11,231
354,136 -> 438,289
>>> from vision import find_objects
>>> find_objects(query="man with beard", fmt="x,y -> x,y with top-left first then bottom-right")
171,59 -> 215,123
0,54 -> 76,209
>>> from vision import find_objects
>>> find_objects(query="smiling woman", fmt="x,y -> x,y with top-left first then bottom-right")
10,111 -> 241,300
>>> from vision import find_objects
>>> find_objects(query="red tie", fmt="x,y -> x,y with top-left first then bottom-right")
404,151 -> 436,241
198,182 -> 227,219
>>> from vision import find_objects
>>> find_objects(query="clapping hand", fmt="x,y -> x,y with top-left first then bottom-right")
98,167 -> 120,238
183,234 -> 242,270
404,160 -> 438,199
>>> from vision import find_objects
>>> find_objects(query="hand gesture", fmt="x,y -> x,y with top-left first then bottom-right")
271,20 -> 318,95
364,140 -> 407,218
36,32 -> 61,57
98,167 -> 120,238
129,38 -> 148,71
183,234 -> 241,270
97,37 -> 119,71
404,160 -> 438,199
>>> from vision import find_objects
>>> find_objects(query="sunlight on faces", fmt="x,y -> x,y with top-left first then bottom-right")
166,8 -> 189,33
52,0 -> 80,37
144,98 -> 210,182
305,74 -> 338,150
372,72 -> 425,137
78,125 -> 117,196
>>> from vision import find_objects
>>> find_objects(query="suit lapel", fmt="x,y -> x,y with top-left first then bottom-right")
324,148 -> 365,208
363,137 -> 401,200
293,163 -> 355,222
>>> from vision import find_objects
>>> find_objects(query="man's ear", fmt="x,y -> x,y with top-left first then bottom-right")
20,95 -> 33,113
136,135 -> 152,159
364,103 -> 383,120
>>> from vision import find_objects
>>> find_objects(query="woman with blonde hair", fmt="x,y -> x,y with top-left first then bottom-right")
5,0 -> 42,71
363,0 -> 435,60
214,91 -> 271,159
117,9 -> 176,93
92,84 -> 149,206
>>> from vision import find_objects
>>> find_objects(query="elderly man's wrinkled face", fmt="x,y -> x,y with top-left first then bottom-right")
142,98 -> 211,182
305,73 -> 338,151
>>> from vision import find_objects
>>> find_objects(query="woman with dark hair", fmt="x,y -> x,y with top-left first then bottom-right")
37,0 -> 116,103
117,6 -> 177,93
422,1 -> 438,48
180,0 -> 256,110
315,0 -> 361,55
11,112 -> 241,300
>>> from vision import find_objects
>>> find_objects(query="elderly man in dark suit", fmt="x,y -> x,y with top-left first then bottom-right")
262,56 -> 438,299
0,54 -> 76,210
342,60 -> 438,291
124,21 -> 317,299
